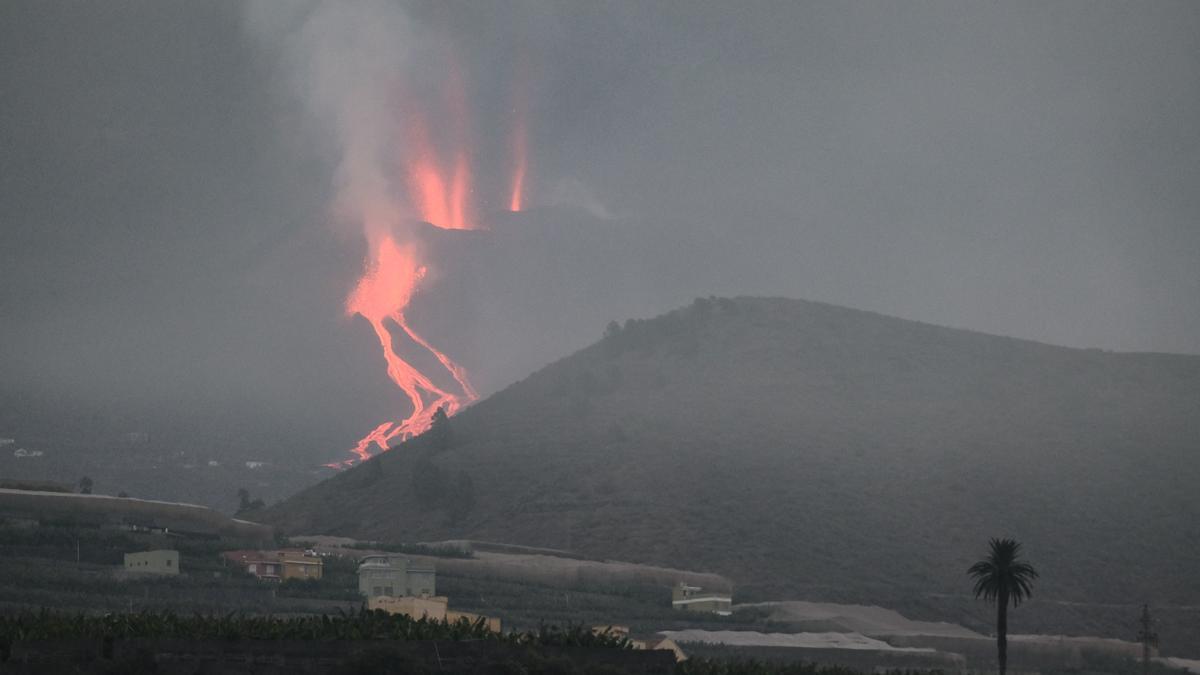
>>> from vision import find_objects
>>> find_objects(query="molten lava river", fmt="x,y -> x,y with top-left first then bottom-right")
328,63 -> 528,468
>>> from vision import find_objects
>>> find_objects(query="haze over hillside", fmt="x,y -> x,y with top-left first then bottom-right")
0,206 -> 753,505
266,296 -> 1200,649
5,2 -> 1200,670
6,1 -> 1200,499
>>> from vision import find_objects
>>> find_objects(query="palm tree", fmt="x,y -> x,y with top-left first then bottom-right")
968,538 -> 1039,675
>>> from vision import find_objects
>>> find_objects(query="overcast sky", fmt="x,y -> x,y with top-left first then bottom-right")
3,1 -> 1198,454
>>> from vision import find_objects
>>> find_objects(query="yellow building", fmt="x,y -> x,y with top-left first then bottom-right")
368,595 -> 501,633
278,550 -> 323,580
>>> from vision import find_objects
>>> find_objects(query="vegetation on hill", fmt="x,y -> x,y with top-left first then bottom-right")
0,608 -> 964,674
264,296 -> 1200,653
0,608 -> 626,646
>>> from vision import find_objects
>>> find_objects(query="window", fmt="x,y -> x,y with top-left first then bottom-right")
166,559 -> 172,567
384,586 -> 394,596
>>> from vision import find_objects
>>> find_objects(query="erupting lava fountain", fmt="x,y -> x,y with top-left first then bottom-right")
330,61 -> 529,468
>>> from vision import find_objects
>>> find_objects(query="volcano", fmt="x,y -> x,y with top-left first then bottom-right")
264,296 -> 1200,651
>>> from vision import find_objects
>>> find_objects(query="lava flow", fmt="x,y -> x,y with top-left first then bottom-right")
332,57 -> 529,467
508,60 -> 529,212
404,109 -> 474,231
333,235 -> 477,467
509,113 -> 527,212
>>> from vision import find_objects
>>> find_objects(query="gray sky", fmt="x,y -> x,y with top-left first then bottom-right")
3,1 -> 1199,459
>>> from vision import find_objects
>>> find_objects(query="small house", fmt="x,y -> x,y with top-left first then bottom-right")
671,582 -> 732,615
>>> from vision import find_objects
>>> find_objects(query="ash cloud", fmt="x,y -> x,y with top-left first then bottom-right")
242,0 -> 421,244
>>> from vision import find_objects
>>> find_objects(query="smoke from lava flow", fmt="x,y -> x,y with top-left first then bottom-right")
337,235 -> 477,466
243,2 -> 529,467
508,56 -> 530,213
331,60 -> 530,467
403,59 -> 477,232
509,105 -> 527,212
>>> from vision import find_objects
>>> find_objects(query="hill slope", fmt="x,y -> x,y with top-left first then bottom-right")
265,297 -> 1200,646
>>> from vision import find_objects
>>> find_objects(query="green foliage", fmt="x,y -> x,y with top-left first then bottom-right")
430,405 -> 453,452
0,608 -> 479,643
968,538 -> 1039,675
236,487 -> 266,516
968,538 -> 1039,606
516,622 -> 630,649
0,610 -> 631,648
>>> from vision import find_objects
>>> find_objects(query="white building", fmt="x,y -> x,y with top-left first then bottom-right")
357,555 -> 436,598
672,582 -> 732,615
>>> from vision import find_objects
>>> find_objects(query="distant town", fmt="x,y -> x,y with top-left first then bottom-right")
1,479 -> 1189,674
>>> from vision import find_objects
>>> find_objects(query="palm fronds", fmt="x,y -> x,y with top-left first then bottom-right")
967,537 -> 1039,606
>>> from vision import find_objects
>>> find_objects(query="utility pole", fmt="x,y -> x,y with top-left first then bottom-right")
1137,604 -> 1159,675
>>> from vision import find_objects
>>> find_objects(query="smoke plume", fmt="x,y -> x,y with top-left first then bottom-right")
243,1 -> 485,465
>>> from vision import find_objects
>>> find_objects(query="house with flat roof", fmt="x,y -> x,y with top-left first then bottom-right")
672,582 -> 732,616
357,555 -> 435,598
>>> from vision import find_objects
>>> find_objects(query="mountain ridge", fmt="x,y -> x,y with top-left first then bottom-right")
264,295 -> 1200,649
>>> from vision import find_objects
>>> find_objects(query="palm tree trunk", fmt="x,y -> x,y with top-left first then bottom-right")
997,588 -> 1009,675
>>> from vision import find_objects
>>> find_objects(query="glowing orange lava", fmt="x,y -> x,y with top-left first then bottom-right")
509,125 -> 526,211
333,56 -> 531,467
400,60 -> 475,231
405,109 -> 474,231
509,60 -> 529,212
332,236 -> 477,467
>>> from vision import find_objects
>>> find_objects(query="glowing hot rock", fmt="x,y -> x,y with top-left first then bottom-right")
333,57 -> 528,467
336,236 -> 477,466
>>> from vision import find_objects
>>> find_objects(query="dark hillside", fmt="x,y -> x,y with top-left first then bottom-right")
265,297 -> 1200,650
